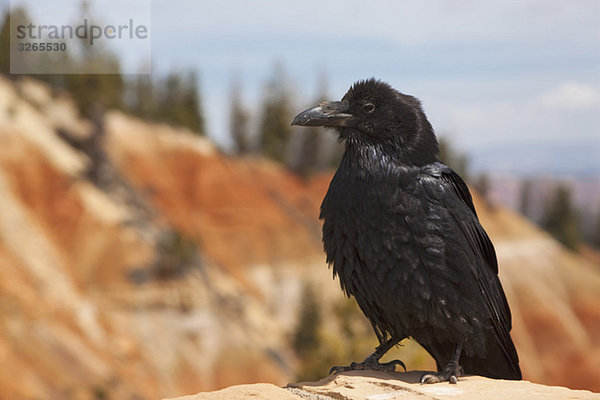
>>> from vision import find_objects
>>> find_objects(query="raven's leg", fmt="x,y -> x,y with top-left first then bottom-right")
420,342 -> 463,384
330,336 -> 405,374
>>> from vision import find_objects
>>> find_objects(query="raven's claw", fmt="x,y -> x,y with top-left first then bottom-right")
421,343 -> 464,384
420,364 -> 463,384
329,357 -> 406,375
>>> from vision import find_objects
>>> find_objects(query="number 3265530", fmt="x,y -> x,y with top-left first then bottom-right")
17,42 -> 67,52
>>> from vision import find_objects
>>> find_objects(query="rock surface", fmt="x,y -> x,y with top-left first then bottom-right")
166,371 -> 600,400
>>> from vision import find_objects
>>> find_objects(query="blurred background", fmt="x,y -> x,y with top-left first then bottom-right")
0,1 -> 599,399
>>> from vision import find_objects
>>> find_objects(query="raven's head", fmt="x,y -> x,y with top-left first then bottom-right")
292,78 -> 438,165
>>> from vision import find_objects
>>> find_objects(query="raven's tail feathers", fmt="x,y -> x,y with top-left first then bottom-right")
459,334 -> 522,380
425,331 -> 521,380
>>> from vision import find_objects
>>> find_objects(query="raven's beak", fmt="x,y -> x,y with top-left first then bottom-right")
291,101 -> 355,127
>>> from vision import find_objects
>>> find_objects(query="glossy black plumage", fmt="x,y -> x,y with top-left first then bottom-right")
292,79 -> 521,381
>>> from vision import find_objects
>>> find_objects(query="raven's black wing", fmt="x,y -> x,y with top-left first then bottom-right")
419,162 -> 521,379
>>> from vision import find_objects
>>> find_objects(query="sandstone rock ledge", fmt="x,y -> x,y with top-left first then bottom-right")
165,370 -> 600,400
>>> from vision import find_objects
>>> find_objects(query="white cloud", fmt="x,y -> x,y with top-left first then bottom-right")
421,78 -> 600,156
539,81 -> 600,109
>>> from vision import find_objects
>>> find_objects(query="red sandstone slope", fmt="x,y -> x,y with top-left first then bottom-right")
0,76 -> 599,400
0,77 -> 292,399
105,112 -> 324,275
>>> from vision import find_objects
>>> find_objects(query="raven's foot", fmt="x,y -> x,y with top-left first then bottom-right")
421,342 -> 464,384
329,354 -> 406,375
420,364 -> 463,384
330,336 -> 405,375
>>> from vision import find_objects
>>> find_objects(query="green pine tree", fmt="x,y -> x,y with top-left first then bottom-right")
130,74 -> 156,119
258,62 -> 293,163
293,72 -> 329,177
594,208 -> 600,248
157,71 -> 205,134
437,136 -> 469,182
292,283 -> 322,357
229,74 -> 250,153
541,184 -> 581,251
0,7 -> 49,76
519,179 -> 533,219
292,282 -> 341,381
0,9 -> 11,75
61,1 -> 125,117
474,173 -> 491,204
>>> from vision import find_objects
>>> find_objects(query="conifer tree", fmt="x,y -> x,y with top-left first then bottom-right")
519,179 -> 533,219
293,74 -> 327,176
229,74 -> 250,153
438,136 -> 469,182
0,10 -> 11,75
541,184 -> 581,251
258,62 -> 293,163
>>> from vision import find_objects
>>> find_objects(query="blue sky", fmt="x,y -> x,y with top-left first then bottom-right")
5,0 -> 600,174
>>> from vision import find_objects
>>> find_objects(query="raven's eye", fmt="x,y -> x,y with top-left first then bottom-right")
363,103 -> 375,113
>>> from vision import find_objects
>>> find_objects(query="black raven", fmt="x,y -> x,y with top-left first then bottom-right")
291,79 -> 521,384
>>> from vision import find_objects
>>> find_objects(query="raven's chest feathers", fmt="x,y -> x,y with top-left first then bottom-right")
319,161 -> 469,337
321,164 -> 441,291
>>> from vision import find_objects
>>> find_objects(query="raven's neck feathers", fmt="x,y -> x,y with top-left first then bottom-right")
409,108 -> 440,165
343,124 -> 439,172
